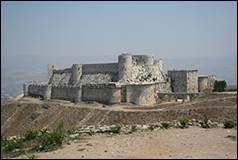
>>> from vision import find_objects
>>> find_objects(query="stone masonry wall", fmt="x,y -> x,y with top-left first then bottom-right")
155,82 -> 172,93
27,83 -> 51,99
118,54 -> 166,83
80,73 -> 117,84
198,76 -> 209,92
168,71 -> 187,92
49,68 -> 72,86
80,63 -> 118,84
168,70 -> 198,93
198,75 -> 216,92
131,55 -> 166,83
24,54 -> 170,105
186,71 -> 198,93
126,83 -> 157,105
208,75 -> 216,90
82,84 -> 121,104
82,63 -> 118,74
51,86 -> 81,102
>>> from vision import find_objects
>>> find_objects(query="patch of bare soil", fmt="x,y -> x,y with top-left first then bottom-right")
17,127 -> 237,159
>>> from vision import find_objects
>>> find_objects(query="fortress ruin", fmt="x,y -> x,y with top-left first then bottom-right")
23,54 -> 216,105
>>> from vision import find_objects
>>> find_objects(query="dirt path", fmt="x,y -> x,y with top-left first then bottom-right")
19,127 -> 237,159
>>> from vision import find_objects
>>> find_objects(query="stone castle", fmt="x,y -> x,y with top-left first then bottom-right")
23,54 -> 216,105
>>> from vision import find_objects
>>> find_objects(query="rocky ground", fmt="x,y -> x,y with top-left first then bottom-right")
1,94 -> 236,136
17,127 -> 237,159
2,93 -> 237,159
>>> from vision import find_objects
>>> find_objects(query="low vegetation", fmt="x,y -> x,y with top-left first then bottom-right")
37,122 -> 65,151
213,80 -> 227,92
111,122 -> 123,133
2,118 -> 236,158
179,117 -> 189,128
131,125 -> 138,132
1,122 -> 66,158
223,119 -> 235,129
160,122 -> 170,129
1,136 -> 24,156
23,128 -> 40,141
66,127 -> 80,135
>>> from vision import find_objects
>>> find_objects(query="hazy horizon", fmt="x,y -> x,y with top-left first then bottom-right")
1,1 -> 237,98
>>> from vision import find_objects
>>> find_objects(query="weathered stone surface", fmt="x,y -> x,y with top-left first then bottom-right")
168,70 -> 198,93
198,75 -> 216,92
23,53 -> 214,105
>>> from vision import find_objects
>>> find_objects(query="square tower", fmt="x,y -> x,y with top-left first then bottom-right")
168,70 -> 198,93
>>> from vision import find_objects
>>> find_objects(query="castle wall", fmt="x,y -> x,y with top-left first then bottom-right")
23,83 -> 29,97
118,54 -> 133,83
131,55 -> 166,83
49,68 -> 72,86
69,64 -> 82,86
51,86 -> 81,102
80,73 -> 117,84
82,84 -> 121,104
27,83 -> 51,99
186,71 -> 198,93
155,82 -> 172,93
168,71 -> 187,92
23,54 -> 202,106
198,75 -> 216,92
168,70 -> 198,93
126,83 -> 157,105
118,54 -> 166,84
48,64 -> 54,84
80,63 -> 118,84
198,76 -> 208,92
82,63 -> 118,74
208,75 -> 216,90
132,55 -> 154,65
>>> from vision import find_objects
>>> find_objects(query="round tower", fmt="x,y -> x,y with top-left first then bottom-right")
23,83 -> 29,97
118,54 -> 132,83
71,64 -> 82,86
47,64 -> 54,84
143,55 -> 154,65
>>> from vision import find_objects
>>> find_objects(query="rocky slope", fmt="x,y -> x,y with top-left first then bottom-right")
1,94 -> 236,137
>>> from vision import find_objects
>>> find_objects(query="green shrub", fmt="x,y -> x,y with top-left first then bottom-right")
27,154 -> 38,159
223,119 -> 235,129
179,117 -> 189,128
213,80 -> 227,92
37,122 -> 65,151
131,125 -> 138,132
1,137 -> 24,153
66,127 -> 79,135
111,123 -> 123,133
160,122 -> 170,129
24,128 -> 40,141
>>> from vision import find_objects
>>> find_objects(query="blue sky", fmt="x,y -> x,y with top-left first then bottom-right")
1,1 -> 237,85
